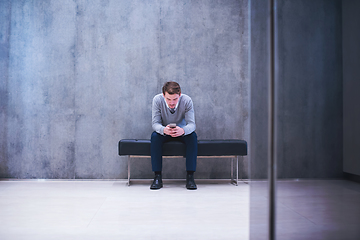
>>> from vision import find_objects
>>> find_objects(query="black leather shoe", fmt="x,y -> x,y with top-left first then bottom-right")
186,173 -> 197,190
150,174 -> 163,190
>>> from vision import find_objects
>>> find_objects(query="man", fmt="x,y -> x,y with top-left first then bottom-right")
150,81 -> 198,190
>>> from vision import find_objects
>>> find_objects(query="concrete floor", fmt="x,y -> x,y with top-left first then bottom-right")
0,179 -> 359,240
251,179 -> 360,240
0,179 -> 249,240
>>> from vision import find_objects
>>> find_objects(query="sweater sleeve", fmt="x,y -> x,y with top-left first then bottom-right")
182,98 -> 196,135
152,95 -> 165,135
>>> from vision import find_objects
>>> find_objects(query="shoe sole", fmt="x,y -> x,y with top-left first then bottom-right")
150,184 -> 163,190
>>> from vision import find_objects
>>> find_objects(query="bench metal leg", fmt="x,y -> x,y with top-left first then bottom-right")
127,155 -> 131,186
231,158 -> 234,183
236,156 -> 239,185
231,156 -> 239,186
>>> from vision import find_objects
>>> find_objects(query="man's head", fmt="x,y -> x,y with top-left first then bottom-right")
162,81 -> 181,109
162,81 -> 181,95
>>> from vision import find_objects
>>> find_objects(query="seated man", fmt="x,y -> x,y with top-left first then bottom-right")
150,81 -> 198,190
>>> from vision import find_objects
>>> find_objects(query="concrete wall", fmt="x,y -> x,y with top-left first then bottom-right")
276,0 -> 343,178
249,0 -> 270,180
0,0 -> 249,179
0,0 -> 11,178
343,0 -> 360,177
1,0 -> 344,180
250,0 -> 343,179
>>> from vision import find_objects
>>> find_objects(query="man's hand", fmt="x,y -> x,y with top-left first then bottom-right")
164,125 -> 185,137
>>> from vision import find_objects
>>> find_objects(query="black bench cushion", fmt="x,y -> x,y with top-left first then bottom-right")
119,139 -> 247,156
197,140 -> 247,156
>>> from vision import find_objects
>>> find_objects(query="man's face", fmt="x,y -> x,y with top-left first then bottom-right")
163,92 -> 181,109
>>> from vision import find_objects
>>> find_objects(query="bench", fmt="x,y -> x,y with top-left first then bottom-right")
118,139 -> 247,186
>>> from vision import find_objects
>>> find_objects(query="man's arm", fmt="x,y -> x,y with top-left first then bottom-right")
152,96 -> 165,135
182,98 -> 196,135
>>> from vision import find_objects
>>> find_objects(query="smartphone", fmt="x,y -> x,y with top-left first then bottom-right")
169,123 -> 176,128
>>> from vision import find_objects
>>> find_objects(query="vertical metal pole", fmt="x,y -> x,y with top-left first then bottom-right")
127,156 -> 131,186
231,158 -> 234,183
269,0 -> 276,239
236,156 -> 239,185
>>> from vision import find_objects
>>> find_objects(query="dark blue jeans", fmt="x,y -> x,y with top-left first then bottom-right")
151,131 -> 197,172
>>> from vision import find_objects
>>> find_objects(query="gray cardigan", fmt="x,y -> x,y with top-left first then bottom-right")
152,93 -> 196,135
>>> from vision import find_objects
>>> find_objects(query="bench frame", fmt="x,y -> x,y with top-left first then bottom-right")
126,155 -> 241,186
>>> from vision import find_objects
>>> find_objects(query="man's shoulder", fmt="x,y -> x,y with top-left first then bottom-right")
153,93 -> 164,102
180,94 -> 192,102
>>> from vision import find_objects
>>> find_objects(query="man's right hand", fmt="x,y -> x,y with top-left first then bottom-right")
164,125 -> 174,136
164,125 -> 184,137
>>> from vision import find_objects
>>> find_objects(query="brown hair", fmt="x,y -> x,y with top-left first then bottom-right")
162,81 -> 181,95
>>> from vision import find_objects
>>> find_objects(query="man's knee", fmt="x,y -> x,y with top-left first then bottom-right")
151,131 -> 161,141
185,131 -> 197,142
